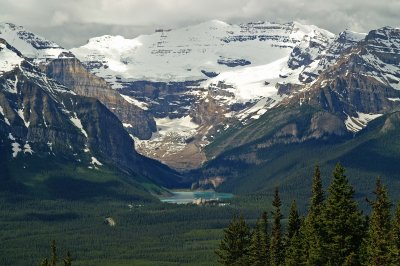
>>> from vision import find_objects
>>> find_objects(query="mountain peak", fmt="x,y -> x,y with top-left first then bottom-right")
0,22 -> 66,61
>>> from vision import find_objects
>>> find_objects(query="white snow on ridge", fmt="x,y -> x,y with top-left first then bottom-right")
70,113 -> 88,138
0,43 -> 23,74
120,94 -> 149,110
205,57 -> 299,103
71,20 -> 333,84
0,23 -> 65,61
0,105 -> 10,125
345,112 -> 383,133
340,30 -> 367,42
17,108 -> 30,128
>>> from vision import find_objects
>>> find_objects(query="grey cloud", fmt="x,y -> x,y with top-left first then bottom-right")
0,0 -> 399,48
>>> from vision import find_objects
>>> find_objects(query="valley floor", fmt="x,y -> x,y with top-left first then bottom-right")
0,194 -> 270,266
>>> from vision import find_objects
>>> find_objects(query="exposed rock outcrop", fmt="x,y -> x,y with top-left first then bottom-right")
43,58 -> 156,139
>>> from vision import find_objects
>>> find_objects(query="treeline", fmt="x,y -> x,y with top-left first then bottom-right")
216,163 -> 400,265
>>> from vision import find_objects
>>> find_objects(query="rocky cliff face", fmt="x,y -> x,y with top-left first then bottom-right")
43,57 -> 156,139
283,27 -> 400,133
0,40 -> 181,187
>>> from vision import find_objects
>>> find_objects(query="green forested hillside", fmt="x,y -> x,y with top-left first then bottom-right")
203,109 -> 400,211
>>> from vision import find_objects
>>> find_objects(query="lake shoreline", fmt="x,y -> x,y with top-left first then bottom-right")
158,190 -> 234,205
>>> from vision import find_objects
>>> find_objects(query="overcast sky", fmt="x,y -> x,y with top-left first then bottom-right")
0,0 -> 399,48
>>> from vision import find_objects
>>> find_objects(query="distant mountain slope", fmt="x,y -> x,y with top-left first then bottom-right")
0,39 -> 182,199
194,27 -> 400,206
199,108 -> 400,208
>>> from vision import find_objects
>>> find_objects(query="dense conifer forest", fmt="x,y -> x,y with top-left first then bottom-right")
216,164 -> 400,265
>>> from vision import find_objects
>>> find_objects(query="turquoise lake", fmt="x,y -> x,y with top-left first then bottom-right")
159,191 -> 234,204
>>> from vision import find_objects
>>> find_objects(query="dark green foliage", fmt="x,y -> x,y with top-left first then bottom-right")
303,164 -> 326,265
391,203 -> 400,264
248,213 -> 270,266
310,165 -> 324,214
215,215 -> 251,265
284,200 -> 302,265
286,200 -> 301,240
364,178 -> 392,265
206,110 -> 400,215
284,229 -> 305,266
321,163 -> 365,265
216,164 -> 400,266
270,187 -> 284,266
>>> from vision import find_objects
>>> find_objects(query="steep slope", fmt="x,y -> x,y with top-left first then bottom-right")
0,39 -> 181,198
43,57 -> 156,139
0,22 -> 67,62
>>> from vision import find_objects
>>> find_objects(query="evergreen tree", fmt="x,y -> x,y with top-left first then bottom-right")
215,215 -> 251,265
303,164 -> 326,265
310,165 -> 324,213
321,163 -> 365,265
365,178 -> 392,265
391,202 -> 400,264
261,211 -> 271,255
283,200 -> 302,265
286,200 -> 301,240
284,229 -> 305,266
270,187 -> 284,266
249,215 -> 269,266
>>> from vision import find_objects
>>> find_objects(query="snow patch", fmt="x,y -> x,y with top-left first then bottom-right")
17,108 -> 30,128
0,43 -> 23,74
70,113 -> 88,138
91,156 -> 103,166
0,23 -> 66,61
120,94 -> 149,110
388,98 -> 400,102
0,105 -> 10,125
11,142 -> 21,158
123,123 -> 133,128
134,115 -> 199,156
23,143 -> 33,154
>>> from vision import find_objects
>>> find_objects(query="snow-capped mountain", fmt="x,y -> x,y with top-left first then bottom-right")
0,23 -> 68,63
0,38 -> 181,187
0,22 -> 157,140
2,20 -> 399,172
288,26 -> 400,133
71,20 -> 332,83
71,20 -> 336,169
